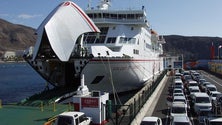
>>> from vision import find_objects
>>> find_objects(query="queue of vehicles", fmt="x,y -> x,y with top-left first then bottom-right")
169,70 -> 222,125
140,69 -> 222,125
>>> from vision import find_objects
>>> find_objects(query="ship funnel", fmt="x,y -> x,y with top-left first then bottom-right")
77,74 -> 89,95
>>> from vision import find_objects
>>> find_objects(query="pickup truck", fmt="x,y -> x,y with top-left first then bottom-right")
54,111 -> 92,125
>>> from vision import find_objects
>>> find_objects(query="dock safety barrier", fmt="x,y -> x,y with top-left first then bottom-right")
104,70 -> 167,125
0,99 -> 2,108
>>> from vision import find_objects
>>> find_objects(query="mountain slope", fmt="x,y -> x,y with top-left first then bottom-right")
163,35 -> 222,61
0,19 -> 36,55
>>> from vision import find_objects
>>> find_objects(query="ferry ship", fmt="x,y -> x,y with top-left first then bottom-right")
23,0 -> 165,93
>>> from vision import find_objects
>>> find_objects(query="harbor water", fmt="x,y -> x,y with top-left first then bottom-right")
0,62 -> 46,104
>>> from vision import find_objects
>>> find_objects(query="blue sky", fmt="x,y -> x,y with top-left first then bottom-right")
1,0 -> 222,37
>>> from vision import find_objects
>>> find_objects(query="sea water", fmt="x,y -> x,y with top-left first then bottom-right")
0,62 -> 46,104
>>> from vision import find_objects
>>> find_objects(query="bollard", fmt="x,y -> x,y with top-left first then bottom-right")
53,102 -> 56,112
68,102 -> 71,111
40,101 -> 44,112
0,99 -> 2,108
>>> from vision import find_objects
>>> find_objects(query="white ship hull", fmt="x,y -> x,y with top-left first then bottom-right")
80,58 -> 163,93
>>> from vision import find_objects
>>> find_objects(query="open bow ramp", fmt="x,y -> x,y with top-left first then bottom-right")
33,1 -> 100,61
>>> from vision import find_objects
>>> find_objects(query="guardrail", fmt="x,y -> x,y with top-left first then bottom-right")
105,70 -> 167,125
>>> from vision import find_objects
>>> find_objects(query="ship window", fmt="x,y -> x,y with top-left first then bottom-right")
95,36 -> 106,43
146,42 -> 152,49
128,38 -> 136,44
103,13 -> 110,18
84,35 -> 96,44
98,13 -> 102,18
107,37 -> 116,44
127,14 -> 134,19
111,14 -> 117,19
118,14 -> 126,19
99,27 -> 109,35
133,49 -> 139,55
119,37 -> 136,44
88,14 -> 93,18
119,37 -> 127,44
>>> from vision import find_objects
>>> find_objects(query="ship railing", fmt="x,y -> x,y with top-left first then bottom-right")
92,18 -> 149,25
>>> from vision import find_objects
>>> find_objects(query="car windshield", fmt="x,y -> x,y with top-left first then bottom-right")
174,99 -> 186,104
174,90 -> 182,93
57,116 -> 73,125
209,87 -> 216,91
191,89 -> 199,92
172,107 -> 186,113
212,94 -> 219,97
196,97 -> 210,103
174,94 -> 184,96
174,122 -> 190,125
140,121 -> 156,125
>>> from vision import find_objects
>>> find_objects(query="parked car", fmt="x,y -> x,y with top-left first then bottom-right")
214,94 -> 222,105
198,78 -> 206,85
140,116 -> 162,125
209,91 -> 221,102
170,102 -> 188,118
191,72 -> 200,81
173,96 -> 189,109
173,88 -> 184,95
170,116 -> 192,125
190,92 -> 212,114
197,109 -> 211,124
205,84 -> 217,95
187,80 -> 198,88
204,117 -> 222,125
174,80 -> 184,90
188,86 -> 200,95
174,72 -> 182,80
199,82 -> 212,92
54,111 -> 92,125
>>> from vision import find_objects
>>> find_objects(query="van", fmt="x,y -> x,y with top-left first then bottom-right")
190,92 -> 212,113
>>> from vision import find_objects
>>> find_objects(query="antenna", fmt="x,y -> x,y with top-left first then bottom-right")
87,0 -> 91,10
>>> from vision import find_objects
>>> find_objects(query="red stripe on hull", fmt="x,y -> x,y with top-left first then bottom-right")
70,2 -> 98,32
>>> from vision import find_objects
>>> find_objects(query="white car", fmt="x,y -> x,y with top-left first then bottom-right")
54,111 -> 92,125
188,80 -> 198,88
190,92 -> 212,113
209,91 -> 221,102
173,88 -> 184,95
173,96 -> 189,109
170,102 -> 188,118
171,116 -> 192,125
140,116 -> 162,125
205,84 -> 217,95
174,80 -> 184,90
198,78 -> 206,85
188,86 -> 200,95
204,117 -> 222,125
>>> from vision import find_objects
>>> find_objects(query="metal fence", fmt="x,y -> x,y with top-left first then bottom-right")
105,70 -> 167,125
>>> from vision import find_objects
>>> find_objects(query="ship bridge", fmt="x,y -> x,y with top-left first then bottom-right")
85,9 -> 149,26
